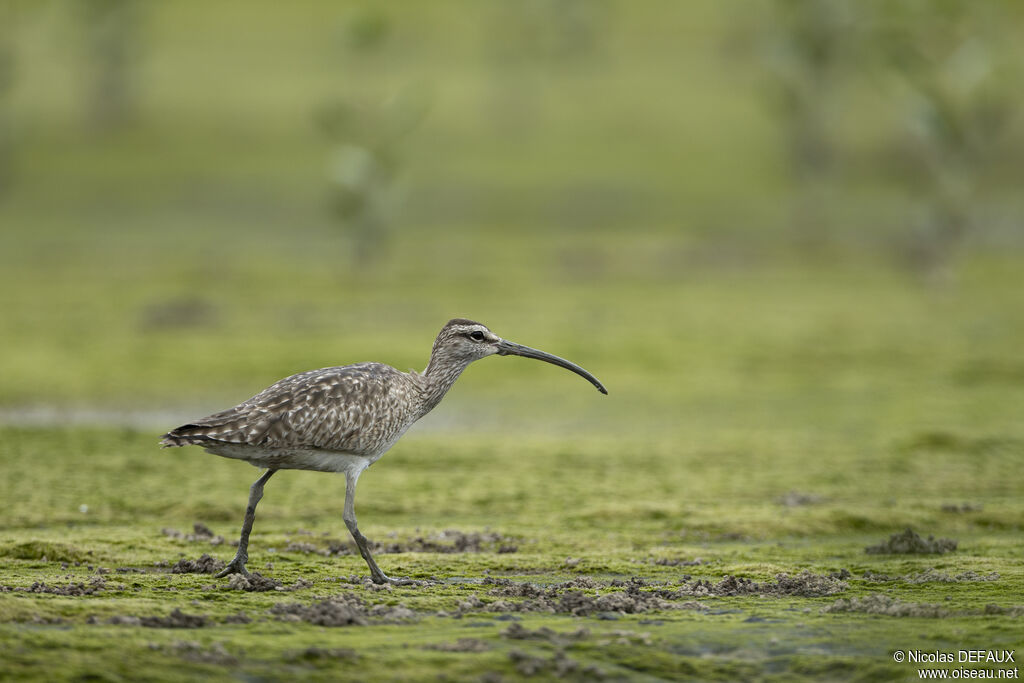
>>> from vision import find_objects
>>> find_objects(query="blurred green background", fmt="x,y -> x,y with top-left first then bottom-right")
0,0 -> 1022,441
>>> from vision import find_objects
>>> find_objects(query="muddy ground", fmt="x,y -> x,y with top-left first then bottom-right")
3,365 -> 1024,681
2,509 -> 1023,681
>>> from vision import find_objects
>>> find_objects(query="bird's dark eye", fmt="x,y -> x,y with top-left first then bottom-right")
469,331 -> 485,342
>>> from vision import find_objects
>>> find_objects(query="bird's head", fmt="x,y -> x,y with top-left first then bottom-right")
429,318 -> 607,394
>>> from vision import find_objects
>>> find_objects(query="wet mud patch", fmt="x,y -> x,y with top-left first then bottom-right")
270,593 -> 416,626
865,528 -> 957,555
823,594 -> 949,618
473,570 -> 846,616
170,554 -> 225,575
864,568 -> 999,584
474,578 -> 708,616
161,523 -> 225,546
668,570 -> 849,598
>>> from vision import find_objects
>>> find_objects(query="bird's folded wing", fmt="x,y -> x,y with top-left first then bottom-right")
162,364 -> 409,454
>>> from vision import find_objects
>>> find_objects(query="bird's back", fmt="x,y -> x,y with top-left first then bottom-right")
162,363 -> 422,459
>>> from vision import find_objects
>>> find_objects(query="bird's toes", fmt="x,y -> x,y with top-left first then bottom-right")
216,561 -> 250,579
386,576 -> 422,586
369,573 -> 420,586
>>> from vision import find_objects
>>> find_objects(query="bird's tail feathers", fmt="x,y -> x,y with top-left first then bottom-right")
160,409 -> 249,448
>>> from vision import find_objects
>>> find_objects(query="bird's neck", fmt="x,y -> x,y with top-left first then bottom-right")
415,353 -> 471,415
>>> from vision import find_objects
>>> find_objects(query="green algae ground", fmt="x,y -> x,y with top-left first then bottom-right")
2,255 -> 1024,681
3,1 -> 1024,678
1,401 -> 1022,681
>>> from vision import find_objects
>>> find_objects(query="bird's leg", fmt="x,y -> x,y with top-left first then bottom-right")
217,468 -> 276,578
343,468 -> 413,585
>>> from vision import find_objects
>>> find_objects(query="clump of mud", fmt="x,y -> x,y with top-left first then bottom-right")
670,571 -> 848,598
608,577 -> 654,588
647,557 -> 706,567
170,554 -> 225,575
270,593 -> 416,626
560,589 -> 687,616
224,572 -> 282,592
423,638 -> 490,652
17,577 -> 107,596
483,576 -> 603,597
486,581 -> 548,600
823,594 -> 949,618
476,571 -> 845,616
561,576 -> 603,589
325,541 -> 355,556
772,571 -> 849,596
901,568 -> 999,584
509,649 -> 604,679
139,608 -> 211,628
478,578 -> 707,616
374,529 -> 518,555
162,523 -> 225,546
502,623 -> 590,643
284,647 -> 358,662
865,528 -> 957,555
93,615 -> 139,625
291,529 -> 518,556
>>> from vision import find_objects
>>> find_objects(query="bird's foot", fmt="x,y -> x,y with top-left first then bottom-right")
216,557 -> 250,579
370,572 -> 419,586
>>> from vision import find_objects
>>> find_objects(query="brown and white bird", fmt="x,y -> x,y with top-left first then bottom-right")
161,319 -> 607,584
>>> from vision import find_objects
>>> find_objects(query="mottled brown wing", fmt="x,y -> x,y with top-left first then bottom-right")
161,363 -> 410,455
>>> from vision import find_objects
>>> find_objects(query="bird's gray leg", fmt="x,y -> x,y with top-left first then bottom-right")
343,468 -> 413,585
217,468 -> 276,578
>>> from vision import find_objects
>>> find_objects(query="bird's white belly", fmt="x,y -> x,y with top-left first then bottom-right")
205,444 -> 375,475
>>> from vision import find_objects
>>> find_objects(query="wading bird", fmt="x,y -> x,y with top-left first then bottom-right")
161,319 -> 606,584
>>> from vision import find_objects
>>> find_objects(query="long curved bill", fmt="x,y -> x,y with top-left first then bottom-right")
496,339 -> 608,395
